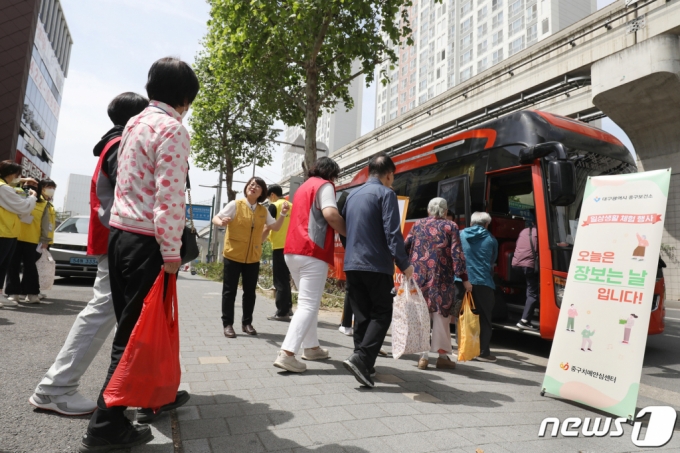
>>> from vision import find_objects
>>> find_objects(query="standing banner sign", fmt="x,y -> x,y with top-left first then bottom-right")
542,169 -> 671,420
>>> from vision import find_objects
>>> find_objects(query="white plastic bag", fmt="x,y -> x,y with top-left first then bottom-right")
391,277 -> 431,359
37,250 -> 56,291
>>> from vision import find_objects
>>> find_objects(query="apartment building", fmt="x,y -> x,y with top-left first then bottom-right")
375,0 -> 593,127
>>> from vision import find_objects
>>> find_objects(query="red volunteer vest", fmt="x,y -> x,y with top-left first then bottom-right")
284,177 -> 335,265
87,137 -> 121,255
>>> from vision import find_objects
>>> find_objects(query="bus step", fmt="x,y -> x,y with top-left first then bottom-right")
492,322 -> 542,337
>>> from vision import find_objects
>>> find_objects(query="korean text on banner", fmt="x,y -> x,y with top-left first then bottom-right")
542,169 -> 671,420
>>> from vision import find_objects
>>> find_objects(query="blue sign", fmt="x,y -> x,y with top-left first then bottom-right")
187,204 -> 212,222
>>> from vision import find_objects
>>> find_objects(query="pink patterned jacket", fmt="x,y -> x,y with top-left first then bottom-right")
109,101 -> 189,263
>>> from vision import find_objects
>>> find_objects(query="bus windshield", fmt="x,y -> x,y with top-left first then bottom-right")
547,152 -> 636,272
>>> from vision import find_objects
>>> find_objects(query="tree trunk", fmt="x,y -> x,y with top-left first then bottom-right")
303,67 -> 320,179
225,153 -> 237,202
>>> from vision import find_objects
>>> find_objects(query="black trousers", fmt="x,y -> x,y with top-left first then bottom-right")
87,228 -> 164,438
0,237 -> 17,291
520,267 -> 540,322
341,291 -> 353,328
346,271 -> 395,369
221,258 -> 259,327
5,240 -> 40,295
471,285 -> 495,357
272,249 -> 291,316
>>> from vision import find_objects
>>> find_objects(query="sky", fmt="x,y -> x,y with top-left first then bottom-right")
51,0 -> 628,211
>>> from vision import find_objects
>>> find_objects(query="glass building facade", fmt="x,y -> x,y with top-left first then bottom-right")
15,0 -> 72,180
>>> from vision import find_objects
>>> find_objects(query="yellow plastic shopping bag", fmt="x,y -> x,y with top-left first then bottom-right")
457,292 -> 481,362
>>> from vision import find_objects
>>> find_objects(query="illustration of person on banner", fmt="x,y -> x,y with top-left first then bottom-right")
580,325 -> 595,351
632,233 -> 648,261
620,313 -> 638,344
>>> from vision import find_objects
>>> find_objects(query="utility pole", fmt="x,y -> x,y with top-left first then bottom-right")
211,171 -> 223,261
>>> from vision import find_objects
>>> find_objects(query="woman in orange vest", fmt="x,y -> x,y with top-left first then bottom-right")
5,179 -> 56,304
212,176 -> 290,338
0,161 -> 38,309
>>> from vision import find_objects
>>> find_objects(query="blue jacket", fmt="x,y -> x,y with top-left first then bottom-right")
459,225 -> 498,289
342,178 -> 409,275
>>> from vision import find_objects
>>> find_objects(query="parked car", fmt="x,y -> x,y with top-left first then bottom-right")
51,216 -> 97,278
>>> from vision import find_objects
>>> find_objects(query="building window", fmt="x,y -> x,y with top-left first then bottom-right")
461,50 -> 473,65
390,86 -> 398,96
409,86 -> 416,96
478,39 -> 488,54
409,100 -> 416,109
492,48 -> 504,64
478,23 -> 488,37
527,23 -> 538,42
492,30 -> 503,47
410,72 -> 417,83
478,6 -> 488,21
390,112 -> 397,119
440,49 -> 446,61
510,17 -> 524,36
461,32 -> 473,49
401,79 -> 407,89
436,68 -> 441,79
428,86 -> 434,99
478,57 -> 488,73
461,0 -> 472,16
542,18 -> 550,35
492,0 -> 503,12
509,0 -> 523,18
461,17 -> 473,33
401,93 -> 407,102
419,94 -> 428,104
401,66 -> 407,75
492,12 -> 503,29
390,99 -> 397,109
419,80 -> 428,91
509,36 -> 525,56
410,59 -> 417,69
460,67 -> 473,82
526,4 -> 537,22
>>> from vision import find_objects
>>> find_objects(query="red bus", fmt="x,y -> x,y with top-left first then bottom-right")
332,110 -> 666,340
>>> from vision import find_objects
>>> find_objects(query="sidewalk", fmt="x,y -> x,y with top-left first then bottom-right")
137,273 -> 680,453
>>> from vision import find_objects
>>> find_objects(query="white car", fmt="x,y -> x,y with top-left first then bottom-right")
50,216 -> 97,278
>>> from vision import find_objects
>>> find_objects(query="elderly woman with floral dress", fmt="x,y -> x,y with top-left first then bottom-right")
405,197 -> 472,370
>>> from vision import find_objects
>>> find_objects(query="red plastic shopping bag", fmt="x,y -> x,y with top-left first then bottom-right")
103,272 -> 180,410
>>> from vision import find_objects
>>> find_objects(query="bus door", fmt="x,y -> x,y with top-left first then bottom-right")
437,175 -> 470,229
484,167 -> 536,325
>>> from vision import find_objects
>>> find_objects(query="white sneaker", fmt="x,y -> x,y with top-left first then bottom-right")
302,347 -> 329,361
23,295 -> 40,304
7,295 -> 24,304
273,350 -> 307,373
0,301 -> 3,308
338,326 -> 353,336
39,293 -> 47,300
29,391 -> 97,416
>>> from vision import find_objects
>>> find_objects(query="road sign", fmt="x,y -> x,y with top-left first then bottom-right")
187,204 -> 212,222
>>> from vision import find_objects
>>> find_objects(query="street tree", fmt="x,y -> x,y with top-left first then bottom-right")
207,0 -> 417,173
189,53 -> 278,202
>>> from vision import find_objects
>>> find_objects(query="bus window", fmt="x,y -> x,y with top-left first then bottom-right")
438,175 -> 470,228
392,158 -> 477,220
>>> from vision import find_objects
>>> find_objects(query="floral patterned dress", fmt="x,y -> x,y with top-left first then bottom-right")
404,217 -> 468,317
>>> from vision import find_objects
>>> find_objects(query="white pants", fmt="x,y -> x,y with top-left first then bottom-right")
281,254 -> 328,354
430,312 -> 453,354
35,255 -> 116,396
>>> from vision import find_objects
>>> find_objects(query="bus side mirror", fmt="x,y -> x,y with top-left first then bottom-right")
548,160 -> 576,206
519,142 -> 568,164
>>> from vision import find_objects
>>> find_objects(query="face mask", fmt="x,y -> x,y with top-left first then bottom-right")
43,188 -> 55,197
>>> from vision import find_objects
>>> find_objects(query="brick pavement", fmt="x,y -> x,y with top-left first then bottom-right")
134,274 -> 680,453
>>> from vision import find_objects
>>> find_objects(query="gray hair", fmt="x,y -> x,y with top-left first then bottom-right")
471,211 -> 492,227
427,197 -> 448,218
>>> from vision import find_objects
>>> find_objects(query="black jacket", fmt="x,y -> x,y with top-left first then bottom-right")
92,125 -> 124,189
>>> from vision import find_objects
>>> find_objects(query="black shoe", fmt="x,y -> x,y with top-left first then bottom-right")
288,309 -> 294,316
369,367 -> 376,378
516,320 -> 538,331
79,424 -> 152,452
343,353 -> 374,388
137,390 -> 190,424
